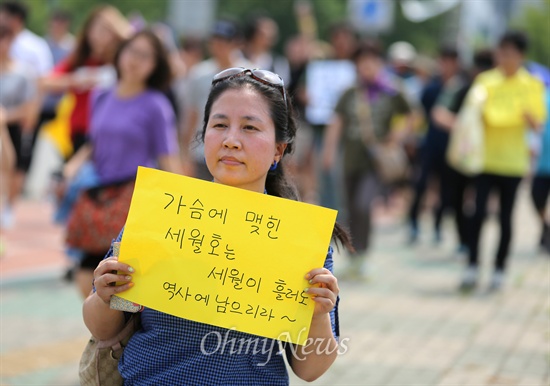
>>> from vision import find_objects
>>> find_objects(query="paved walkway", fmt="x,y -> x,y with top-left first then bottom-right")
0,184 -> 548,385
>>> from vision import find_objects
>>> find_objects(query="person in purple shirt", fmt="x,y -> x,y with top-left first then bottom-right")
64,30 -> 181,297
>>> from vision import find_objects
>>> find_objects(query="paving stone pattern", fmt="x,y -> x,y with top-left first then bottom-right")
1,186 -> 548,385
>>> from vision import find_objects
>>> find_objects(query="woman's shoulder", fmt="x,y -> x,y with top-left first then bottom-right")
341,85 -> 359,98
90,87 -> 115,109
142,90 -> 175,115
143,89 -> 171,103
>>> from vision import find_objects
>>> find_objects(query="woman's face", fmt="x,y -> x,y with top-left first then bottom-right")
204,87 -> 286,193
87,14 -> 117,57
118,35 -> 157,86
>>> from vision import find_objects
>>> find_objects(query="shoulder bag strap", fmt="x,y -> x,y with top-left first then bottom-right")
354,88 -> 376,146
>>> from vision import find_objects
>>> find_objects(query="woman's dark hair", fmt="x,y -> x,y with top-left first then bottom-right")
114,29 -> 172,91
201,75 -> 353,251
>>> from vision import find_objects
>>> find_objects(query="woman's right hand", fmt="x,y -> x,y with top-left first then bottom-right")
71,73 -> 99,91
93,256 -> 135,304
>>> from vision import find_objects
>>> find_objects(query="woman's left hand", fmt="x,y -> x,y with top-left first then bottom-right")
305,268 -> 339,316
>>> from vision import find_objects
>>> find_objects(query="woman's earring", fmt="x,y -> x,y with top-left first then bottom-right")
269,160 -> 278,171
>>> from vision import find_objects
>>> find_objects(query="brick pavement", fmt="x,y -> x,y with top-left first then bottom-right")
0,184 -> 548,385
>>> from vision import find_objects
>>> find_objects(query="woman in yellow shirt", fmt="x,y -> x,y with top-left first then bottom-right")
461,31 -> 546,292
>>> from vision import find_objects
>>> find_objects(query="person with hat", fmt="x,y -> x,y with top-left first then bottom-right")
387,41 -> 422,106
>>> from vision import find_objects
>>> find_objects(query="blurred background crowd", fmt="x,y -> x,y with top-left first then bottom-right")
0,0 -> 549,298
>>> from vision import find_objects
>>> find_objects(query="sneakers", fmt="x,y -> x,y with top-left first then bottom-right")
339,257 -> 369,281
407,225 -> 443,245
459,267 -> 506,293
488,270 -> 505,292
459,266 -> 478,293
433,229 -> 442,245
540,224 -> 550,255
452,244 -> 469,260
408,224 -> 419,245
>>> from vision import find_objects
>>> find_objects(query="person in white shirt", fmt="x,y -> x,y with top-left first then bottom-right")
0,2 -> 53,225
0,1 -> 53,77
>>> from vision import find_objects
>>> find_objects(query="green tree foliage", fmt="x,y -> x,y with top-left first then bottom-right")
512,0 -> 550,67
216,0 -> 347,53
216,0 -> 449,56
379,4 -> 451,57
24,0 -> 168,36
20,0 -> 459,61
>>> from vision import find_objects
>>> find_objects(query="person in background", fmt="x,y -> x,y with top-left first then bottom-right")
84,67 -> 351,384
40,5 -> 132,155
322,40 -> 412,279
0,105 -> 15,233
0,25 -> 36,228
407,45 -> 463,245
39,10 -> 75,139
45,9 -> 75,65
171,35 -> 204,133
432,49 -> 495,257
284,33 -> 317,202
387,41 -> 426,170
0,1 -> 51,224
327,21 -> 358,62
150,21 -> 186,81
530,78 -> 550,254
179,19 -> 250,180
149,22 -> 186,125
243,14 -> 290,84
64,30 -> 182,298
0,106 -> 14,254
310,22 -> 359,214
387,41 -> 423,107
460,31 -> 546,292
178,35 -> 204,75
0,1 -> 53,77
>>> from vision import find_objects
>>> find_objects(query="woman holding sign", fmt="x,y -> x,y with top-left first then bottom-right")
84,67 -> 351,384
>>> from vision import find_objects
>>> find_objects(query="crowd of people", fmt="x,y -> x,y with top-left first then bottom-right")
0,2 -> 548,292
0,0 -> 548,383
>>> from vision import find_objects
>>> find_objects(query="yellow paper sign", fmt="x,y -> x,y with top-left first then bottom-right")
117,167 -> 337,345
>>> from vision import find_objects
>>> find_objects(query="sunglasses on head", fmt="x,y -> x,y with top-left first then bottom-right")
212,67 -> 287,104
